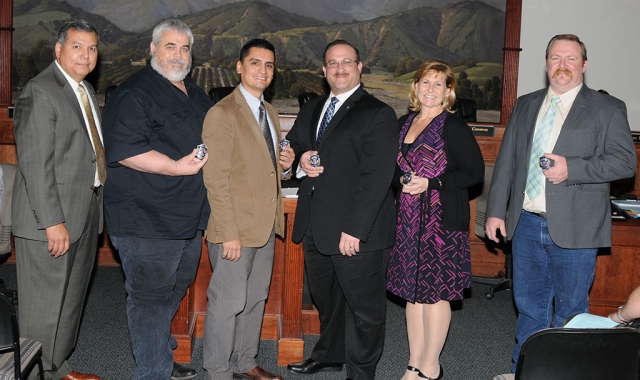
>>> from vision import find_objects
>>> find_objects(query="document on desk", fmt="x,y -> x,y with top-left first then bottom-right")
563,313 -> 619,329
611,199 -> 640,219
282,188 -> 299,198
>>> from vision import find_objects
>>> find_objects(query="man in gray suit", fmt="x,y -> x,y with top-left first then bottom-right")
486,34 -> 636,379
12,19 -> 103,380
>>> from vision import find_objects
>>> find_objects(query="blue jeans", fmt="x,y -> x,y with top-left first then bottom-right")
510,211 -> 596,373
110,232 -> 202,380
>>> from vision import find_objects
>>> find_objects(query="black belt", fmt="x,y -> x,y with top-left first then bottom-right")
524,210 -> 546,219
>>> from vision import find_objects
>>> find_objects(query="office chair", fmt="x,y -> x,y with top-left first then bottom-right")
514,327 -> 640,379
452,98 -> 477,122
472,164 -> 512,299
297,92 -> 318,109
0,293 -> 44,380
0,164 -> 17,304
208,87 -> 235,105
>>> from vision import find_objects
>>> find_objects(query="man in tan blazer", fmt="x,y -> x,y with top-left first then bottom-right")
201,38 -> 294,380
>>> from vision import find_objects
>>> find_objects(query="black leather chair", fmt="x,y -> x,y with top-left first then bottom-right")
0,164 -> 17,304
104,84 -> 118,106
297,92 -> 318,109
0,293 -> 44,380
471,164 -> 512,299
515,327 -> 640,379
453,98 -> 477,122
208,87 -> 235,106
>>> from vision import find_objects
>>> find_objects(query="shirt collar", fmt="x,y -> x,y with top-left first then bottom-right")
55,60 -> 83,90
548,82 -> 583,107
330,83 -> 360,104
238,83 -> 264,114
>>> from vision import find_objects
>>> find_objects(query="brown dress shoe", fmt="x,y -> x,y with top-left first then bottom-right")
60,371 -> 101,380
233,366 -> 283,380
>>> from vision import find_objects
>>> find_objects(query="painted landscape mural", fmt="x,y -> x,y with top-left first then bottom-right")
12,0 -> 506,121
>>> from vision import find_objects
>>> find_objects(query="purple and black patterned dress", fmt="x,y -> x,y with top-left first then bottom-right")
387,112 -> 472,304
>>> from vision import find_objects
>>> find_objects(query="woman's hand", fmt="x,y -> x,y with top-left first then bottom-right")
401,172 -> 430,195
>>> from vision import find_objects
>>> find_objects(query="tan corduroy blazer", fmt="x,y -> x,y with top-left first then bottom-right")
202,87 -> 285,247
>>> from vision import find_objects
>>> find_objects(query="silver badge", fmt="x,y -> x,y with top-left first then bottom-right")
196,143 -> 208,160
309,154 -> 321,167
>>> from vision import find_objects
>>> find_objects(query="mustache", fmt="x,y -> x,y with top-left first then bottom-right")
167,58 -> 186,66
553,68 -> 572,79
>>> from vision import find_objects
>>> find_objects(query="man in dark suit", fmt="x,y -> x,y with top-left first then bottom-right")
201,38 -> 293,380
12,19 -> 103,380
285,39 -> 397,380
485,34 -> 637,379
102,19 -> 210,380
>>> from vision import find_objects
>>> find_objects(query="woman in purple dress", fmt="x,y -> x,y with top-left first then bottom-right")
387,60 -> 484,380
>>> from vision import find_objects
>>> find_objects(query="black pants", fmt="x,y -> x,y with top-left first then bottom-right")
303,228 -> 389,380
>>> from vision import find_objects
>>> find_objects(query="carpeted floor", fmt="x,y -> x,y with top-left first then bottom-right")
0,264 -> 516,379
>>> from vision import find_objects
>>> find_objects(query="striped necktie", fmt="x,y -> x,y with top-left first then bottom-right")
316,97 -> 338,147
78,84 -> 106,185
259,101 -> 277,169
525,96 -> 560,199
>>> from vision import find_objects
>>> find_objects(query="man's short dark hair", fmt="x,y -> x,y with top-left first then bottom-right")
546,34 -> 587,61
239,39 -> 275,62
57,19 -> 99,46
322,39 -> 360,64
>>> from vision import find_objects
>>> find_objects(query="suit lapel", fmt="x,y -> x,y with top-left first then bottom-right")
310,95 -> 328,148
51,62 -> 95,146
523,91 -> 546,154
553,85 -> 590,153
317,87 -> 364,150
234,88 -> 274,164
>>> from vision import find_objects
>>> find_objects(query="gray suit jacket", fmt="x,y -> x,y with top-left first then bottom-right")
12,61 -> 104,243
486,85 -> 636,249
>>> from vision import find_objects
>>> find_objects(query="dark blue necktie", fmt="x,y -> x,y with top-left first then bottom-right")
316,97 -> 338,147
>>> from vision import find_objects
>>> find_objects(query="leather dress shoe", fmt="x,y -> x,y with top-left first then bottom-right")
60,371 -> 100,380
233,366 -> 283,380
171,362 -> 197,380
287,358 -> 344,374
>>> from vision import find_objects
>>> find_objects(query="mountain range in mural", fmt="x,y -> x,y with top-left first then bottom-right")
12,0 -> 505,118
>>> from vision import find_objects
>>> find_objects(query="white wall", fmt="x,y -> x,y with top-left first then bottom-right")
519,0 -> 640,130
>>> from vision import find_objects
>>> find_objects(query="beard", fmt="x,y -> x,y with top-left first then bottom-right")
552,68 -> 573,80
151,53 -> 191,83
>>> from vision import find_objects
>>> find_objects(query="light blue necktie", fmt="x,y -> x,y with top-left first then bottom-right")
316,97 -> 339,147
525,96 -> 560,199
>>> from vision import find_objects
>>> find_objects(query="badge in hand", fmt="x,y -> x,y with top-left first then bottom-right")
279,139 -> 290,152
309,154 -> 321,167
402,172 -> 413,185
195,143 -> 208,160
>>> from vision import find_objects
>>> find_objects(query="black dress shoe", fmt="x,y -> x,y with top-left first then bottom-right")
171,362 -> 197,380
287,358 -> 343,374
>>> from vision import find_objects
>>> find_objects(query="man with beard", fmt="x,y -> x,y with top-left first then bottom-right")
486,34 -> 636,380
102,19 -> 212,380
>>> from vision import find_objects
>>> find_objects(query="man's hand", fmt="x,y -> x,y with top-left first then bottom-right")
339,232 -> 360,256
222,239 -> 242,261
279,146 -> 295,171
46,223 -> 70,257
485,217 -> 506,244
172,149 -> 209,176
299,150 -> 324,178
542,153 -> 568,184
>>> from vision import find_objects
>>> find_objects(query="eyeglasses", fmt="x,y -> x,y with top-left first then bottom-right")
324,58 -> 360,69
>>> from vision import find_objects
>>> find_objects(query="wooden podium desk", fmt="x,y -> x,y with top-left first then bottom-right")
170,198 -> 316,365
589,218 -> 640,316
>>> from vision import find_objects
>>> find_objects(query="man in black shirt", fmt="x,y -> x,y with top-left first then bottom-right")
102,19 -> 212,380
